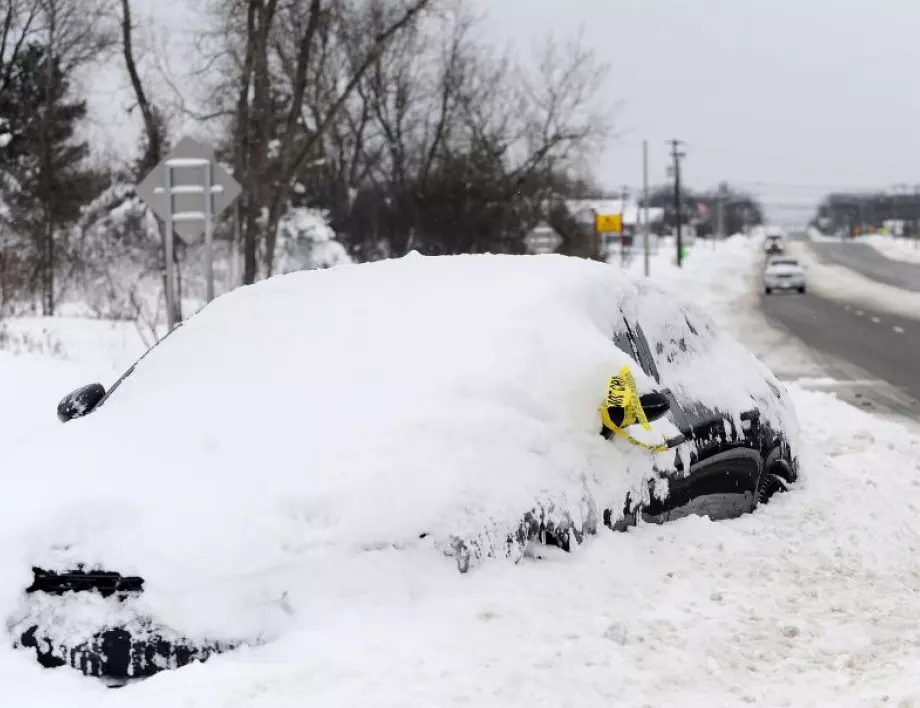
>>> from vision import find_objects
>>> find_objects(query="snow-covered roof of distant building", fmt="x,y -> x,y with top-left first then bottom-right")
564,199 -> 665,226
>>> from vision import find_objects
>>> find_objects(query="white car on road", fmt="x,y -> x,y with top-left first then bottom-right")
763,257 -> 806,295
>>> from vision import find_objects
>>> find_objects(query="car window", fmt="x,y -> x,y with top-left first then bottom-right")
649,308 -> 714,369
647,306 -> 726,429
627,321 -> 661,382
767,259 -> 798,267
611,308 -> 661,382
612,327 -> 638,362
632,280 -> 721,395
620,287 -> 719,433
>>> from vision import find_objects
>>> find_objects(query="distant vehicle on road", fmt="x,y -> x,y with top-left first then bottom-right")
765,234 -> 785,255
763,257 -> 806,295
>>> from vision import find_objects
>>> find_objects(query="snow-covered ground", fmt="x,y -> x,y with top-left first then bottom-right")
862,233 -> 920,265
3,239 -> 920,707
787,240 -> 920,322
0,318 -> 145,450
806,226 -> 920,265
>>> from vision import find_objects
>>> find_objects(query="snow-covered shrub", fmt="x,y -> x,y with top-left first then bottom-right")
274,207 -> 352,274
70,181 -> 164,323
0,321 -> 64,357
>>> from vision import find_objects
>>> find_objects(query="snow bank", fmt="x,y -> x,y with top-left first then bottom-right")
788,240 -> 920,320
0,353 -> 105,450
1,316 -> 149,372
862,233 -> 920,264
5,384 -> 920,707
807,226 -> 844,242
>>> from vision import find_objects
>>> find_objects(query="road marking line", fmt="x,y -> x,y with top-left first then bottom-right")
894,326 -> 905,333
798,379 -> 883,387
855,310 -> 864,316
871,316 -> 881,323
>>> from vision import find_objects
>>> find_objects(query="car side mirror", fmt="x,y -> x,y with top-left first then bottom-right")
57,383 -> 106,423
639,391 -> 671,422
605,390 -> 671,427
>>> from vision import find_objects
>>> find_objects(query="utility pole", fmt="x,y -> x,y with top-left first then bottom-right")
668,139 -> 686,267
620,185 -> 630,267
915,184 -> 920,248
716,196 -> 724,247
642,140 -> 650,277
716,181 -> 729,248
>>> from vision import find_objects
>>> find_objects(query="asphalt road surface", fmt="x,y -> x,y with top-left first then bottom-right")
761,291 -> 920,419
807,240 -> 920,292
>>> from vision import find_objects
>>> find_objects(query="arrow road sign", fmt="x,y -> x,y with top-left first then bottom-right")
136,136 -> 244,331
137,136 -> 242,244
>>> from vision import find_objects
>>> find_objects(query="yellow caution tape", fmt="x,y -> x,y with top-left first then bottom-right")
600,364 -> 670,453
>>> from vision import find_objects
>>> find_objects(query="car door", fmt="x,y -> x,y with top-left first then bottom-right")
622,298 -> 763,523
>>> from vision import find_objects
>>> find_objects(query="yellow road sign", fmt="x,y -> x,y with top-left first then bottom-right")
595,213 -> 623,233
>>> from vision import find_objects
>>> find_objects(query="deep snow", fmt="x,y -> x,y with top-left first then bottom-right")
788,240 -> 920,321
863,233 -> 920,265
1,238 -> 919,706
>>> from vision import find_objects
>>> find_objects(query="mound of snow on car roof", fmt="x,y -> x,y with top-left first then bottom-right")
0,252 -> 791,646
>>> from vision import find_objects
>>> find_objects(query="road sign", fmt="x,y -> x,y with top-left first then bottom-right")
595,213 -> 623,233
137,137 -> 242,244
136,136 -> 244,332
524,223 -> 563,254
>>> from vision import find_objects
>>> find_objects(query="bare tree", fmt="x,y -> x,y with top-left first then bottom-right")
326,13 -> 611,259
118,0 -> 610,285
118,0 -> 163,175
116,0 -> 183,327
0,0 -> 42,98
201,0 -> 434,283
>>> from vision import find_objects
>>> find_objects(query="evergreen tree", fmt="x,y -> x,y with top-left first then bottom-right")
0,41 -> 103,314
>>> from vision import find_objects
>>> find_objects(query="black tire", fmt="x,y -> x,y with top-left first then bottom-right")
798,286 -> 806,294
764,287 -> 772,295
758,470 -> 789,505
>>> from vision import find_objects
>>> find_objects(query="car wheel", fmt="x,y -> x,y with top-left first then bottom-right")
798,286 -> 806,294
764,287 -> 772,295
757,470 -> 789,505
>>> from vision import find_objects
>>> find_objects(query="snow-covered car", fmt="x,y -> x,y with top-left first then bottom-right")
763,257 -> 807,294
3,253 -> 799,684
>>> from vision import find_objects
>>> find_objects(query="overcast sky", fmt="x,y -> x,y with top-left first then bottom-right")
86,0 -> 920,225
473,0 -> 920,223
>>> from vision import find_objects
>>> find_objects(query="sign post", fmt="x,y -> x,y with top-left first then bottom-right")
137,137 -> 243,332
162,165 -> 176,330
643,140 -> 650,277
595,212 -> 623,263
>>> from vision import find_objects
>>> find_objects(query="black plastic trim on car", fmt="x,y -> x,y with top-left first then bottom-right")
17,566 -> 235,683
642,447 -> 761,520
27,567 -> 144,598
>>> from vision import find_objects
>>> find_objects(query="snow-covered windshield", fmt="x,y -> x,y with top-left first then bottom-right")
95,321 -> 185,409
